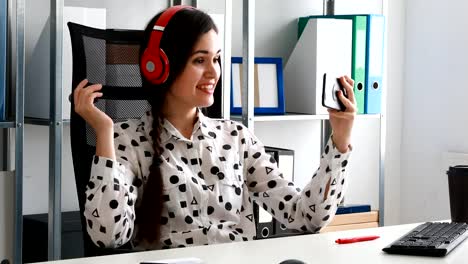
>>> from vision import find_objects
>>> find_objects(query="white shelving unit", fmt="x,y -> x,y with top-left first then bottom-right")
231,113 -> 381,122
1,0 -> 25,263
236,0 -> 386,226
16,0 -> 385,262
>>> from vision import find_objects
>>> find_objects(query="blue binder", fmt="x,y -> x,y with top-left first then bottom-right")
0,0 -> 6,121
364,14 -> 385,114
336,204 -> 371,215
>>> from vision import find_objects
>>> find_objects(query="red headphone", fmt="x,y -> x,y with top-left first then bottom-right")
140,5 -> 193,85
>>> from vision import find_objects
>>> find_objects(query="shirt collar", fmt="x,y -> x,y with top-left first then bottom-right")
150,108 -> 216,144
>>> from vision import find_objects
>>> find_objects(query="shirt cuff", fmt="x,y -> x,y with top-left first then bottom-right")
330,135 -> 353,154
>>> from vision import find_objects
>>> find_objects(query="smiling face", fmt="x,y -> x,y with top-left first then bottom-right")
163,29 -> 221,115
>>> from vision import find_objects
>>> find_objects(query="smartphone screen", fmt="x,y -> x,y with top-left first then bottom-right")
322,73 -> 346,111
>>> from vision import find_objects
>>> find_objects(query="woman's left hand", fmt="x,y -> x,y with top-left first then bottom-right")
328,75 -> 357,153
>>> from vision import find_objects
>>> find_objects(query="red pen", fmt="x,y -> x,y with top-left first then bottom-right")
335,235 -> 380,244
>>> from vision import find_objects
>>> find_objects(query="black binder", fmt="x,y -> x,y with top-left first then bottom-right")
254,146 -> 295,239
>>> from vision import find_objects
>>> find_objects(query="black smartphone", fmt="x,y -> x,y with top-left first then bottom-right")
322,73 -> 347,111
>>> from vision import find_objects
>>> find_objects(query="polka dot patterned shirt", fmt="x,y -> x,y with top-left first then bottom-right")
85,109 -> 351,249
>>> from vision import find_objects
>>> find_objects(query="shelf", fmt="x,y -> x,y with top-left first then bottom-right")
25,117 -> 70,126
0,121 -> 15,128
230,113 -> 381,122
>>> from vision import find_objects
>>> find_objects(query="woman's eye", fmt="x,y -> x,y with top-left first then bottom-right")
214,56 -> 220,62
194,58 -> 204,64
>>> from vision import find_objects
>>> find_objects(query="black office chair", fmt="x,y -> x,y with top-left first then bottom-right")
67,22 -> 222,256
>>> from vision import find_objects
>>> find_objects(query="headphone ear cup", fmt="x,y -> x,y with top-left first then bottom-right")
154,48 -> 170,85
141,48 -> 170,85
141,5 -> 193,85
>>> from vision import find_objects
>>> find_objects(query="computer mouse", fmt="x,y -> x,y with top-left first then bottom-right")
279,259 -> 306,264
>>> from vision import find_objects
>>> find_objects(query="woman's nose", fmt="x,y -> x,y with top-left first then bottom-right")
205,61 -> 220,78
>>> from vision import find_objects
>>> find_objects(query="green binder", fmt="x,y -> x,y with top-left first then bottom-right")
298,15 -> 367,114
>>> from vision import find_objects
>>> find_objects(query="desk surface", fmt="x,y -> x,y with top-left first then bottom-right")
35,223 -> 468,264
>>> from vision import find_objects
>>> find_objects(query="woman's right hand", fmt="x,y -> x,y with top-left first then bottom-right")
73,79 -> 113,134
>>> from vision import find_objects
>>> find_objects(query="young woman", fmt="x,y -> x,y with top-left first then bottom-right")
73,6 -> 357,250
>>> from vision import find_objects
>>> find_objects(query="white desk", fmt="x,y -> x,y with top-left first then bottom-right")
34,223 -> 468,264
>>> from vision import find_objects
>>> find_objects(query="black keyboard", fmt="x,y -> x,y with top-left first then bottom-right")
382,222 -> 468,257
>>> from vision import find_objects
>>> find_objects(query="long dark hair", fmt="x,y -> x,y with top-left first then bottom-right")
136,7 -> 218,244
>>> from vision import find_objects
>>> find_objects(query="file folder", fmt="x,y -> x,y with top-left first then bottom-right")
364,15 -> 385,114
0,0 -> 7,121
253,201 -> 275,239
336,204 -> 371,215
265,146 -> 295,183
264,146 -> 299,238
352,16 -> 368,114
284,18 -> 352,115
254,146 -> 295,239
253,147 -> 282,239
298,15 -> 367,114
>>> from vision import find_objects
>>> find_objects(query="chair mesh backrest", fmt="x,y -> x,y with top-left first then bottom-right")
67,22 -> 221,256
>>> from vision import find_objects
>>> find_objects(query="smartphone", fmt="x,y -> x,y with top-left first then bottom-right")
322,73 -> 347,111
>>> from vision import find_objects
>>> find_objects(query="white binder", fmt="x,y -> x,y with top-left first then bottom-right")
284,18 -> 352,115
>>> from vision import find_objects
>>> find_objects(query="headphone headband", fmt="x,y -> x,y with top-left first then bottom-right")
141,5 -> 194,85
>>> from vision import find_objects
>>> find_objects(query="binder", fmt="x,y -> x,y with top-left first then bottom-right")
253,201 -> 275,239
253,146 -> 295,239
0,0 -> 7,121
351,15 -> 368,114
252,149 -> 273,239
364,14 -> 385,114
298,15 -> 367,114
336,204 -> 371,215
284,18 -> 352,115
264,146 -> 295,183
264,146 -> 299,237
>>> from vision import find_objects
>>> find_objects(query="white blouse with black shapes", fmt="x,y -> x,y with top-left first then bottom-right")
84,109 -> 351,249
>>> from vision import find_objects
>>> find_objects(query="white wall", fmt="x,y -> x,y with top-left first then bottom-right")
65,0 -> 167,29
382,0 -> 405,225
400,0 -> 468,223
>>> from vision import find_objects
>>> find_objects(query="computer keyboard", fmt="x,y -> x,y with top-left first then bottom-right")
382,222 -> 468,257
